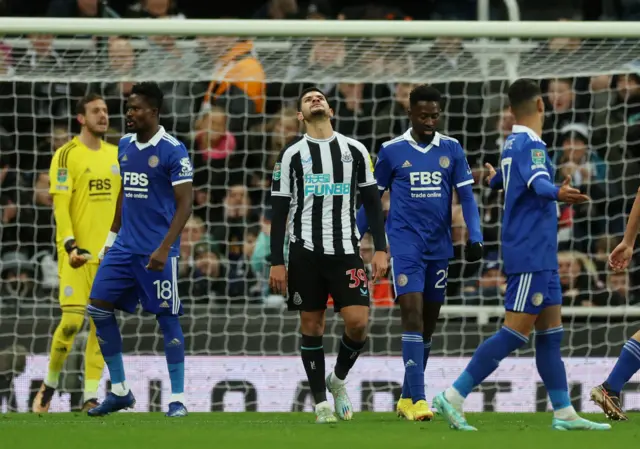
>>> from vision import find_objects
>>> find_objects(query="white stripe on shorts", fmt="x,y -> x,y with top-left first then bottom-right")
171,257 -> 180,315
514,273 -> 532,312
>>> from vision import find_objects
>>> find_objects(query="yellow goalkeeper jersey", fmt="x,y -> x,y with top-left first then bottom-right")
49,137 -> 121,265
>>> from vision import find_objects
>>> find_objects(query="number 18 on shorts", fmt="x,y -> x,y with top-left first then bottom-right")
90,246 -> 183,316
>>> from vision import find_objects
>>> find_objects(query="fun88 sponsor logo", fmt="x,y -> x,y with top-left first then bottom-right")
304,174 -> 351,196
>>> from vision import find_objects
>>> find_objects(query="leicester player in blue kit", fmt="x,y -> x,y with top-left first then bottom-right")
433,79 -> 610,431
356,85 -> 483,421
86,82 -> 193,418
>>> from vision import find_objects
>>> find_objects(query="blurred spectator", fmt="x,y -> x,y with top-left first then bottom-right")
463,253 -> 506,306
224,224 -> 261,303
558,251 -> 623,306
253,0 -> 298,19
210,184 -> 260,258
327,83 -> 374,151
542,78 -> 588,152
179,241 -> 226,304
126,0 -> 185,19
0,251 -> 38,316
193,106 -> 237,162
29,171 -> 55,256
304,0 -> 332,19
251,207 -> 290,297
607,270 -> 634,305
47,0 -> 101,18
372,82 -> 413,152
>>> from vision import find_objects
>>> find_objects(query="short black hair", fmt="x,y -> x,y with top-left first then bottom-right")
131,82 -> 164,111
508,79 -> 542,116
76,93 -> 104,115
297,86 -> 327,111
409,84 -> 441,107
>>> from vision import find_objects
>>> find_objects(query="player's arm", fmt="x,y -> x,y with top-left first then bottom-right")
609,187 -> 640,271
269,148 -> 293,295
147,147 -> 193,271
355,146 -> 392,237
49,147 -> 90,268
453,144 -> 483,262
355,146 -> 388,281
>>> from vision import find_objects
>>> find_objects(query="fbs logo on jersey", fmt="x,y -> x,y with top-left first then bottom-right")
304,174 -> 350,197
57,168 -> 68,183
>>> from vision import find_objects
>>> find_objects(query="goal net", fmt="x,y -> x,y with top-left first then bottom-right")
1,18 -> 640,413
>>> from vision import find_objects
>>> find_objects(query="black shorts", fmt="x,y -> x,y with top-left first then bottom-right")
287,242 -> 371,312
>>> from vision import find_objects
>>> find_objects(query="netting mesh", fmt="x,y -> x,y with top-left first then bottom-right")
1,32 -> 640,413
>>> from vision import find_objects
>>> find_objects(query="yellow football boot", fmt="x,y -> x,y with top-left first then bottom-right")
396,397 -> 415,420
413,399 -> 435,421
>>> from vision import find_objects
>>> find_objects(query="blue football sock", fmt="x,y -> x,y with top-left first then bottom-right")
87,305 -> 126,390
453,326 -> 528,398
157,314 -> 185,398
535,327 -> 570,410
423,338 -> 432,371
402,332 -> 425,402
606,338 -> 640,395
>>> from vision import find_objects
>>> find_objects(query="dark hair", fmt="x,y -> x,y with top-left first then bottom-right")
297,86 -> 327,111
409,84 -> 441,107
131,82 -> 164,111
75,93 -> 104,115
508,79 -> 542,116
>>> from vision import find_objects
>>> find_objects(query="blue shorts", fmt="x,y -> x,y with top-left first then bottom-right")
90,246 -> 183,316
504,270 -> 561,314
390,255 -> 449,302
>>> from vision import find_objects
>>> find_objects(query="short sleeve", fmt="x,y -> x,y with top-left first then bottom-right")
49,147 -> 73,196
271,147 -> 293,198
373,146 -> 393,191
452,143 -> 474,189
169,144 -> 193,186
356,145 -> 376,188
514,141 -> 550,188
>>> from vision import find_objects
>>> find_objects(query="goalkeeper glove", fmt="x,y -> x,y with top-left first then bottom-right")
64,239 -> 92,268
465,240 -> 483,262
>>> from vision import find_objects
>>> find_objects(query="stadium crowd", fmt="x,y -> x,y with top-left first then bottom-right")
0,0 -> 639,316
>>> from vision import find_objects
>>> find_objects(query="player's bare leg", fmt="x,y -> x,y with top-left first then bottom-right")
299,310 -> 336,423
534,306 -> 610,430
326,305 -> 369,421
590,329 -> 640,421
397,293 -> 424,421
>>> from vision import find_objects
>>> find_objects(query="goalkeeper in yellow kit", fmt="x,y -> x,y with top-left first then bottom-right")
33,93 -> 121,413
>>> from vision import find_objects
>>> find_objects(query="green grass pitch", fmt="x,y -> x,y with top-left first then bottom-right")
3,413 -> 639,449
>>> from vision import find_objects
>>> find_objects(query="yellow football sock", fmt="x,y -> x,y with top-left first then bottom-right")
46,307 -> 85,388
83,318 -> 104,401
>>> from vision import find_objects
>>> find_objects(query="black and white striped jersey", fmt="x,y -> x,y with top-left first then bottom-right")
271,132 -> 376,255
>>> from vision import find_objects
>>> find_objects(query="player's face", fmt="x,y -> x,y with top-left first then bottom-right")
126,94 -> 157,133
298,91 -> 333,122
79,99 -> 109,136
408,101 -> 440,140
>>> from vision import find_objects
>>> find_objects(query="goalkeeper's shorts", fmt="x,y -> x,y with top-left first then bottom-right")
90,246 -> 183,316
58,255 -> 99,308
504,270 -> 561,314
390,255 -> 449,302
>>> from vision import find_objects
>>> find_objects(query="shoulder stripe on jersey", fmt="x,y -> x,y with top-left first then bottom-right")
381,135 -> 405,148
58,143 -> 77,168
439,134 -> 460,143
163,134 -> 180,145
161,135 -> 181,147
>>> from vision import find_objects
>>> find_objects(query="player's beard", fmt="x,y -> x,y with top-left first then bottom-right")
87,124 -> 107,139
305,108 -> 329,123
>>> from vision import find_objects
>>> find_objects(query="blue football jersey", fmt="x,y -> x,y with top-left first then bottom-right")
500,124 -> 558,274
113,126 -> 193,256
375,130 -> 474,259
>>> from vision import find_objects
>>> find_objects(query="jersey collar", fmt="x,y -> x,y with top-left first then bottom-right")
402,128 -> 441,154
131,126 -> 166,150
511,124 -> 545,143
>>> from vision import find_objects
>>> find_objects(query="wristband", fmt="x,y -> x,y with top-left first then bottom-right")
64,239 -> 77,254
104,231 -> 118,247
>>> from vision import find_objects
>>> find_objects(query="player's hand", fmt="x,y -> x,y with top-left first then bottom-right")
269,265 -> 287,295
147,246 -> 169,272
371,250 -> 388,283
68,247 -> 92,269
484,163 -> 497,185
557,176 -> 590,204
465,240 -> 484,262
609,241 -> 634,272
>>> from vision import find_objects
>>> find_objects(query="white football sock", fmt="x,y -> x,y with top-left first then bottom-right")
444,387 -> 465,411
330,371 -> 345,386
554,405 -> 579,420
170,393 -> 185,404
111,382 -> 129,396
315,400 -> 331,412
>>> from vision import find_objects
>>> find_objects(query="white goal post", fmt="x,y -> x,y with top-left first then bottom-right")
1,18 -> 640,413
